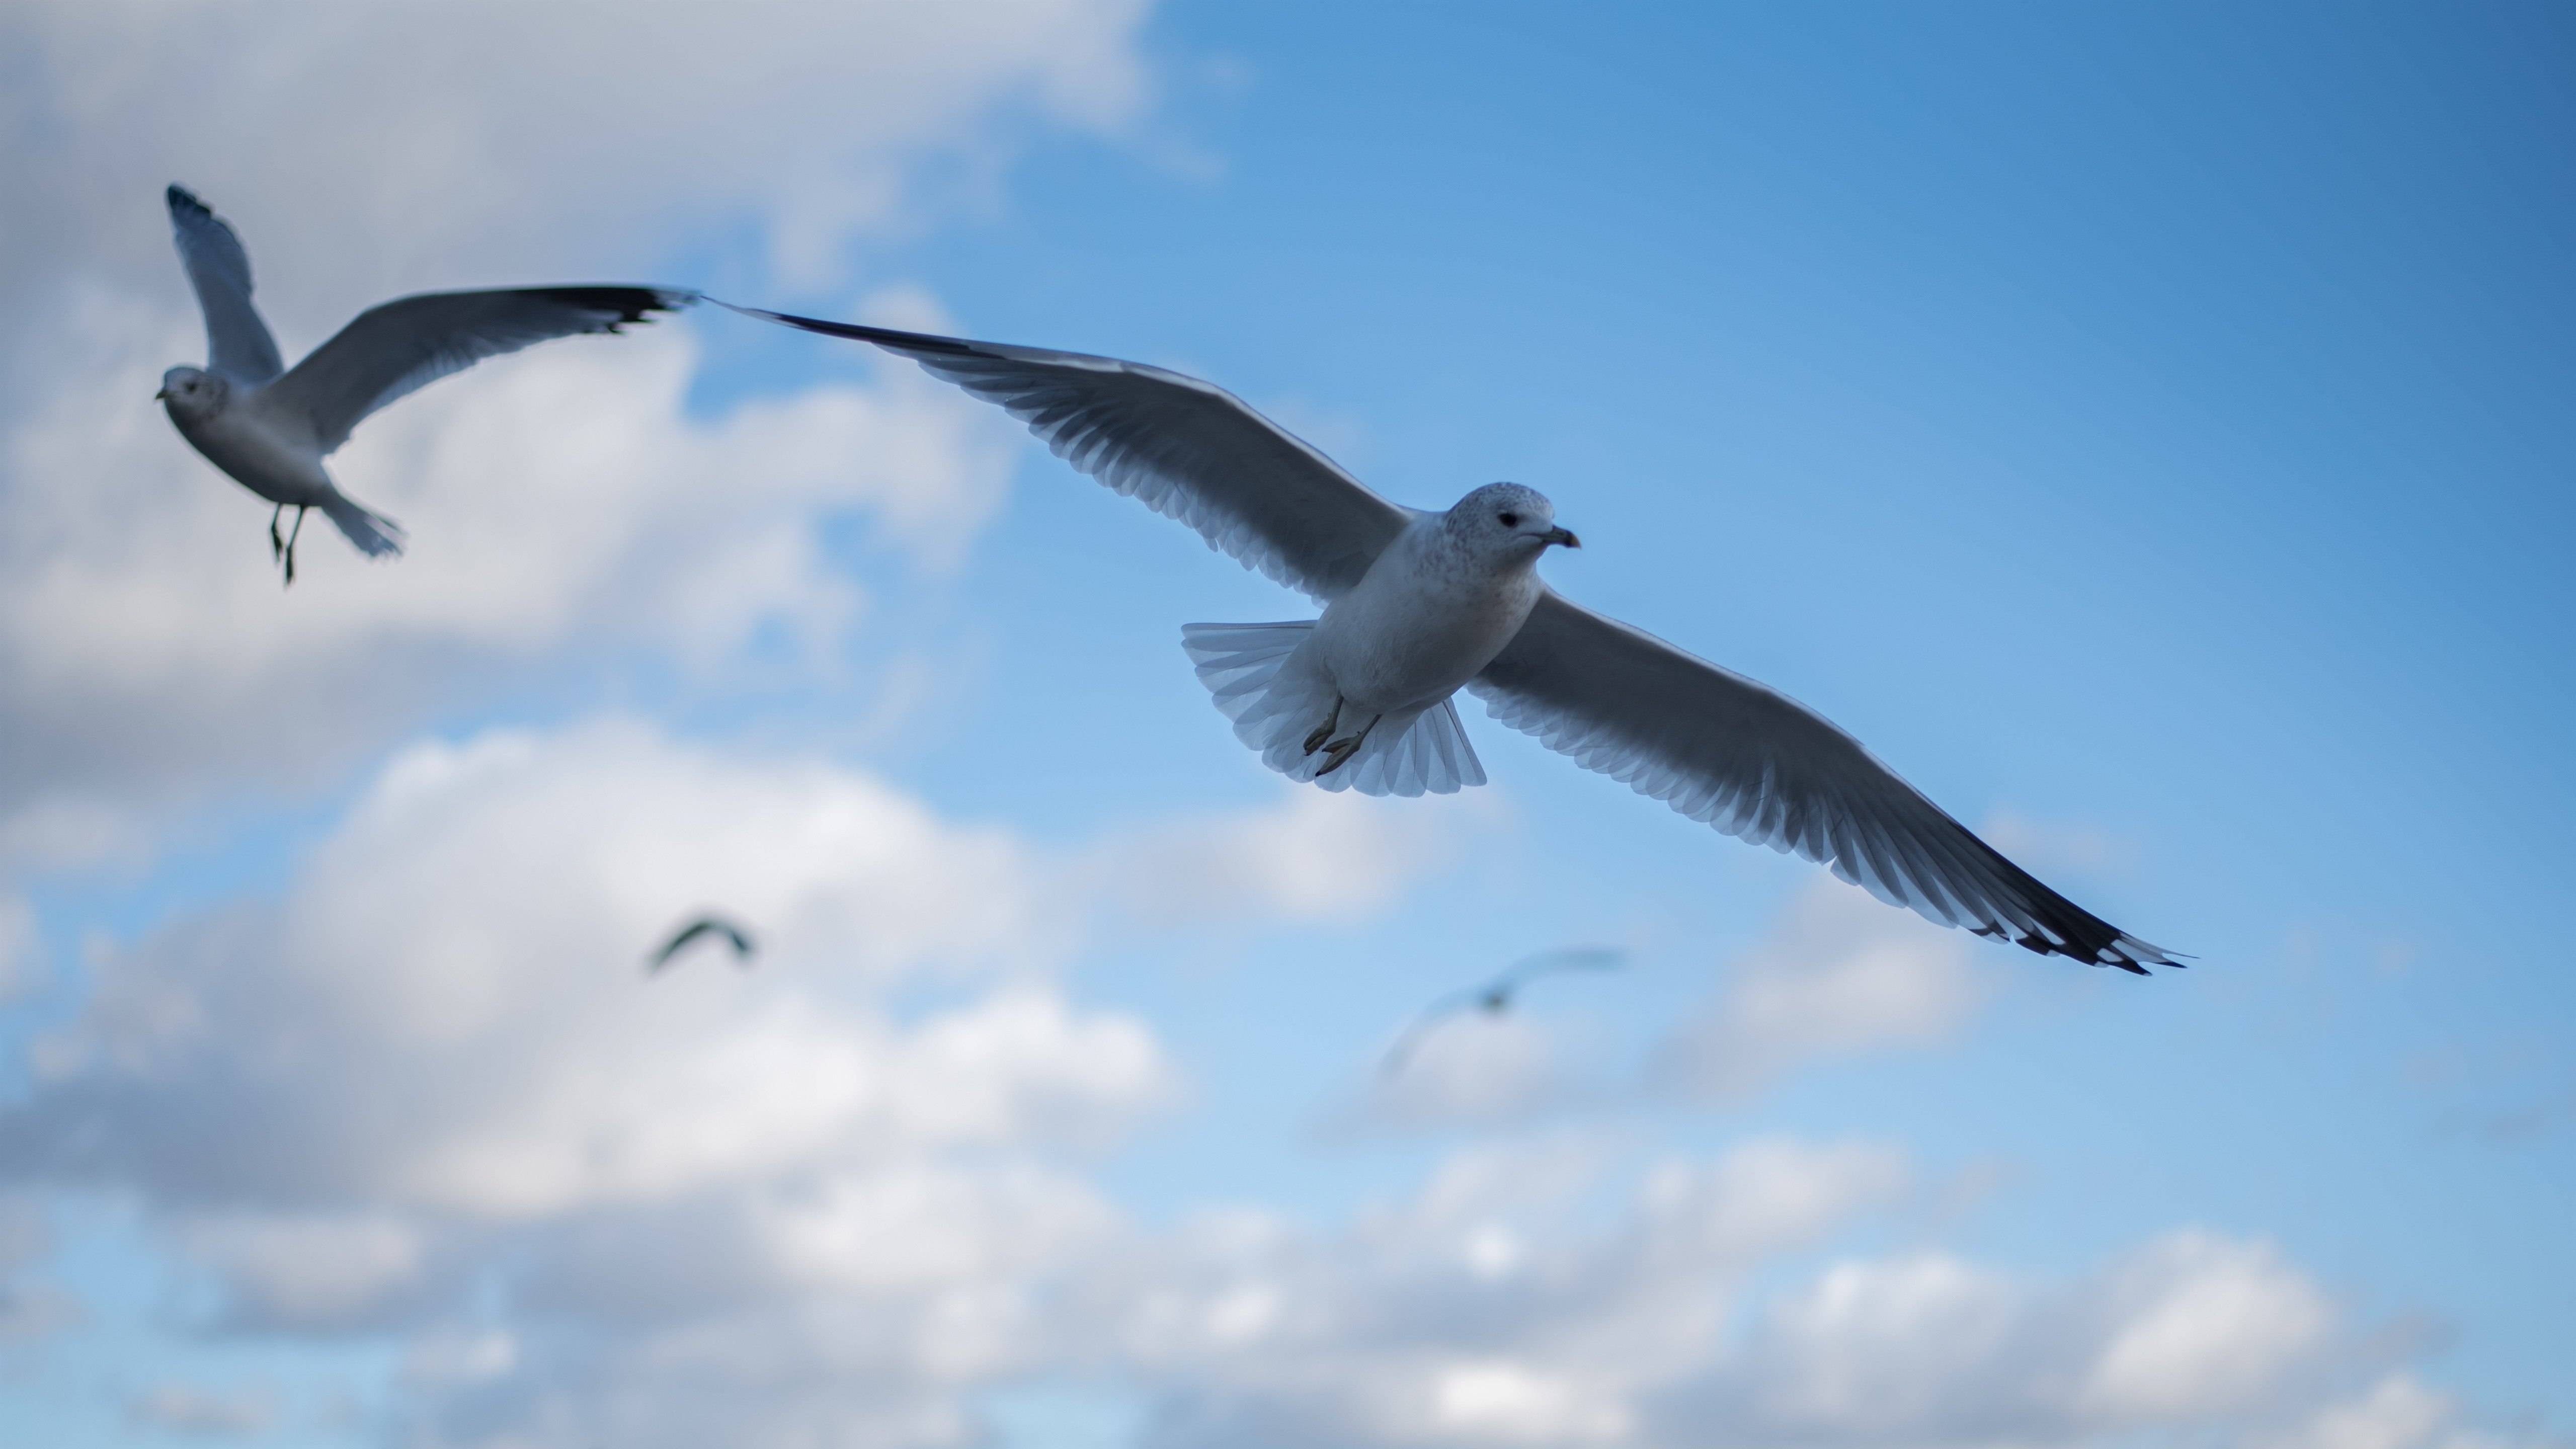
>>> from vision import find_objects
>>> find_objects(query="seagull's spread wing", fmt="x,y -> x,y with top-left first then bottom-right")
167,186 -> 284,386
649,915 -> 756,971
263,287 -> 694,454
1473,593 -> 2178,972
725,305 -> 1413,603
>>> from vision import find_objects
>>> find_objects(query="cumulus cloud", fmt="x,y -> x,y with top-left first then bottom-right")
0,299 -> 1021,831
0,0 -> 1154,841
0,713 -> 1450,1444
1114,1136 -> 1910,1449
0,2 -> 1152,309
1657,876 -> 1992,1103
129,1382 -> 275,1437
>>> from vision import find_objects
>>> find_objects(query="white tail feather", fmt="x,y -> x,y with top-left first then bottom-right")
1180,622 -> 1486,797
320,495 -> 406,557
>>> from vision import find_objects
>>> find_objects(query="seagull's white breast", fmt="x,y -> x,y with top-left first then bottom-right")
1307,518 -> 1543,716
169,393 -> 333,505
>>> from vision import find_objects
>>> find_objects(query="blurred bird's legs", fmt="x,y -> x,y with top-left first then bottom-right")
280,505 -> 307,587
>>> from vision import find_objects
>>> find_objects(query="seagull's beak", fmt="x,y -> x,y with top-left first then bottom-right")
152,387 -> 171,401
1541,526 -> 1580,549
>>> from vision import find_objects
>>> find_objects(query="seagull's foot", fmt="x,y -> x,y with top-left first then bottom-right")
1314,714 -> 1382,777
1302,698 -> 1345,757
268,506 -> 285,563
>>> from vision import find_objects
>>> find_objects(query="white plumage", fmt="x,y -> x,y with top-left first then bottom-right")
725,301 -> 2180,973
157,185 -> 695,583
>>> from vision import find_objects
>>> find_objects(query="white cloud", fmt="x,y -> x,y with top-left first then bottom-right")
0,0 -> 1156,838
1657,876 -> 1992,1102
2078,1230 -> 2337,1421
0,2 -> 1153,308
0,301 -> 1020,828
129,1383 -> 275,1438
2261,1375 -> 2556,1449
1098,786 -> 1467,930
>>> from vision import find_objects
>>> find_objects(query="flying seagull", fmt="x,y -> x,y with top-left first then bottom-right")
724,303 -> 2180,973
1381,947 -> 1627,1077
157,185 -> 694,584
646,915 -> 757,973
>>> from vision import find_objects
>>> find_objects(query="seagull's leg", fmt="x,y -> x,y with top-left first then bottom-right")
1302,697 -> 1344,757
268,506 -> 285,563
282,505 -> 307,587
1316,713 -> 1383,777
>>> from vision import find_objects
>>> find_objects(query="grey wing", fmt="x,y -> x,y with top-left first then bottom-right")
723,304 -> 1413,603
167,186 -> 284,385
1472,593 -> 2180,972
263,287 -> 696,455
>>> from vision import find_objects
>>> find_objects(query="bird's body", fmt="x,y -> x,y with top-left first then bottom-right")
157,185 -> 692,582
725,301 -> 2181,972
1382,947 -> 1628,1075
1309,495 -> 1555,719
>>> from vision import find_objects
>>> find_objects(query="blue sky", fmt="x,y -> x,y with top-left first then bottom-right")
1,4 -> 2568,1447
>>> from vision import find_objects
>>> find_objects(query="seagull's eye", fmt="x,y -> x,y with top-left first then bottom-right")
1498,512 -> 1520,527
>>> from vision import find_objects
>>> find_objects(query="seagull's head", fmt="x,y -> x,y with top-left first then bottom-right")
155,366 -> 226,419
1448,482 -> 1579,565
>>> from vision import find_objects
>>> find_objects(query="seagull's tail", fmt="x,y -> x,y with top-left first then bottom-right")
1181,622 -> 1486,798
319,495 -> 406,558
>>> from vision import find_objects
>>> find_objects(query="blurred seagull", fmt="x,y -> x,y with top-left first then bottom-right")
157,185 -> 695,584
1381,947 -> 1627,1077
646,915 -> 757,973
725,304 -> 2181,973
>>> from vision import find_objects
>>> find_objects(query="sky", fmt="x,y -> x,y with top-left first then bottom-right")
1,2 -> 2570,1446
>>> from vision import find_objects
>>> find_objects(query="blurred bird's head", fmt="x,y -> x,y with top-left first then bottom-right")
1447,481 -> 1579,567
154,366 -> 226,419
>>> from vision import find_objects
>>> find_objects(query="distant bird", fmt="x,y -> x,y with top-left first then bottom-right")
156,185 -> 695,584
646,915 -> 757,973
1381,947 -> 1628,1076
722,303 -> 2180,972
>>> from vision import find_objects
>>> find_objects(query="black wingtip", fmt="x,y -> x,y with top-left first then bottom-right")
523,286 -> 699,332
705,298 -> 984,357
167,184 -> 208,218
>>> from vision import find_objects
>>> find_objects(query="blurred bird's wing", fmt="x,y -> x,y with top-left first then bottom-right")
166,186 -> 284,385
1494,946 -> 1627,991
1378,991 -> 1485,1077
1472,592 -> 2179,972
648,920 -> 718,971
721,304 -> 1414,604
262,287 -> 695,454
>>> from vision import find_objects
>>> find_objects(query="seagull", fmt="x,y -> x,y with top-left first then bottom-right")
157,185 -> 695,584
723,303 -> 2181,973
1381,947 -> 1627,1077
646,915 -> 757,973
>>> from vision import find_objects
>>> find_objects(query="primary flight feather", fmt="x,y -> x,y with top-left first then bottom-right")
727,302 -> 2179,973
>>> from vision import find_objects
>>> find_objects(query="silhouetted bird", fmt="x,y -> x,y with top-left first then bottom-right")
646,915 -> 757,973
1381,947 -> 1627,1076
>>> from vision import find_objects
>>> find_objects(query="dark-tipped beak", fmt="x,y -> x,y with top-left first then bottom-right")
152,387 -> 172,401
1541,526 -> 1580,549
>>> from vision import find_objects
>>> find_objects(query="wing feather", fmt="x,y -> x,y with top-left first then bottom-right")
261,287 -> 694,454
166,186 -> 284,385
721,304 -> 1412,602
1473,591 -> 2178,971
